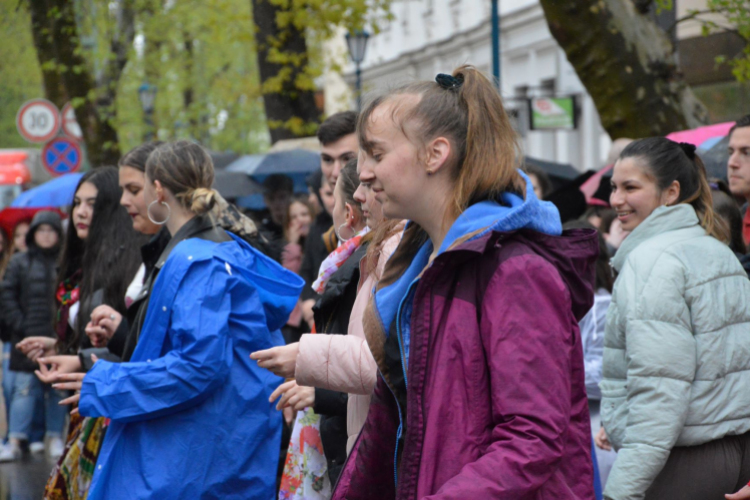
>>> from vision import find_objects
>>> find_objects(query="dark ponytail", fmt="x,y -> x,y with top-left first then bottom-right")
620,137 -> 729,242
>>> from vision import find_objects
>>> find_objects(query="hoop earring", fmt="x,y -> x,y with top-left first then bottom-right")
147,200 -> 171,225
336,223 -> 352,242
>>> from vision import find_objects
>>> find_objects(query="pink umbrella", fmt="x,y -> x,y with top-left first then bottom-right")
580,165 -> 614,207
666,122 -> 734,147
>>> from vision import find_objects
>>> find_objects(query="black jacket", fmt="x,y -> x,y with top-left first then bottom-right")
80,217 -> 231,370
312,242 -> 369,485
299,212 -> 334,302
2,212 -> 62,372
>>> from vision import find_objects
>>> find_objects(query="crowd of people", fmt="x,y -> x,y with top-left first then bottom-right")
0,65 -> 748,500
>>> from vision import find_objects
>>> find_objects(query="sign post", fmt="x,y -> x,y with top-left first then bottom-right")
42,137 -> 82,176
61,102 -> 83,141
16,99 -> 61,143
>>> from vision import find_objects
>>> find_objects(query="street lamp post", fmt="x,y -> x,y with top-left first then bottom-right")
138,82 -> 157,141
491,0 -> 501,91
346,30 -> 370,112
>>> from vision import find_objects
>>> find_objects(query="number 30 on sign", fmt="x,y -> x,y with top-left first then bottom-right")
16,99 -> 61,143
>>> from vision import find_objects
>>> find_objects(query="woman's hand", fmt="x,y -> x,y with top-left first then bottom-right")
287,224 -> 302,246
727,485 -> 750,500
269,380 -> 315,412
594,426 -> 612,451
301,300 -> 316,330
35,355 -> 82,384
16,337 -> 56,362
55,372 -> 86,415
85,305 -> 122,347
250,342 -> 300,379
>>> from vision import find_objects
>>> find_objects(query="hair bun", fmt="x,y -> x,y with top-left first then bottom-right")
190,187 -> 217,215
678,142 -> 697,160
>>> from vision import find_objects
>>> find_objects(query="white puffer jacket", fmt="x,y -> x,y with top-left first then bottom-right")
601,204 -> 750,500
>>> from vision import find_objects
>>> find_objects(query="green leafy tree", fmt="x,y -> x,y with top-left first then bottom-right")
539,0 -> 710,139
250,0 -> 392,142
0,0 -> 44,149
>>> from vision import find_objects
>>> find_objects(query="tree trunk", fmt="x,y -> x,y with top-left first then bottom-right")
539,0 -> 710,138
27,0 -> 126,166
27,1 -> 68,108
251,0 -> 321,144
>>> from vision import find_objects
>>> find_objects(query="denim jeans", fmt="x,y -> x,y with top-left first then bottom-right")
8,370 -> 66,441
2,344 -> 45,443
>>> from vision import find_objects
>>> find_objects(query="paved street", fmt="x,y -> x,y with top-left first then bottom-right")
0,451 -> 50,500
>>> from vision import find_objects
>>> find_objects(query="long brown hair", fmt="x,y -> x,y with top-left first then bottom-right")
358,65 -> 523,289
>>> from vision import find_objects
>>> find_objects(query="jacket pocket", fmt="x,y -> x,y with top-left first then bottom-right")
599,379 -> 628,450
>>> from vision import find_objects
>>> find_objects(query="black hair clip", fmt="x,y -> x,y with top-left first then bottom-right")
435,73 -> 464,91
678,142 -> 697,160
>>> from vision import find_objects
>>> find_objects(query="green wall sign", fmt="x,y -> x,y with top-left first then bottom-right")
529,96 -> 577,130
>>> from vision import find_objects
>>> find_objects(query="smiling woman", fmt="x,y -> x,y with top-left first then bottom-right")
601,137 -> 750,500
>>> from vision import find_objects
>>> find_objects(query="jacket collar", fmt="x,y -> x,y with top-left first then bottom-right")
612,204 -> 700,272
156,216 -> 222,269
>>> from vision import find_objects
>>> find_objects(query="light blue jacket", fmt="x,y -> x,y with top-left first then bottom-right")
79,233 -> 303,500
601,205 -> 750,500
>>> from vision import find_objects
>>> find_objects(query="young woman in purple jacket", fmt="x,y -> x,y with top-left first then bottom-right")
331,66 -> 599,499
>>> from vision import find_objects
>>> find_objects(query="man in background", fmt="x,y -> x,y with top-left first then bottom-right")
299,111 -> 358,327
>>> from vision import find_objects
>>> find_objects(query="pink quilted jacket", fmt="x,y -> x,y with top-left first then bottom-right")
295,226 -> 403,453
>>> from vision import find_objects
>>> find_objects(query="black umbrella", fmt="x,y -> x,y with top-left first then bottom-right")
212,171 -> 262,200
524,156 -> 580,191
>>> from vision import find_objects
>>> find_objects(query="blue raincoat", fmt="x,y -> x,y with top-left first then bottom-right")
79,233 -> 304,499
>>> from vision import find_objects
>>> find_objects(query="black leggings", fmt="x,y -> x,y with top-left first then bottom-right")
645,431 -> 750,499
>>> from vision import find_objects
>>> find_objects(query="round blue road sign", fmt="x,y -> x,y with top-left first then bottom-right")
42,137 -> 82,176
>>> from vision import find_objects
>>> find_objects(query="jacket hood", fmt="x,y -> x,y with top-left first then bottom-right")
611,204 -> 699,273
438,170 -> 563,254
375,171 -> 573,343
26,211 -> 63,250
226,233 -> 304,332
509,228 -> 599,321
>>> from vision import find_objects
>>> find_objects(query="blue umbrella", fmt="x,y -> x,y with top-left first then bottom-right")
227,149 -> 320,210
11,173 -> 84,208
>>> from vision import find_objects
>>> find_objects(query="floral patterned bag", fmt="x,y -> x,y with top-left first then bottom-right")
278,408 -> 332,499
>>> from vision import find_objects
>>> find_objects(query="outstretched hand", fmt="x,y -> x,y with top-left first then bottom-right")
52,355 -> 98,415
35,355 -> 82,384
269,380 -> 315,412
16,336 -> 56,362
250,342 -> 300,379
727,485 -> 750,500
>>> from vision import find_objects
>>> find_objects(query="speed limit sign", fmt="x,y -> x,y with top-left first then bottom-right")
16,99 -> 61,143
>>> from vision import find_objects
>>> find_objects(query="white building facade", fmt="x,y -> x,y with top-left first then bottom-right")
326,0 -> 735,171
329,0 -> 610,171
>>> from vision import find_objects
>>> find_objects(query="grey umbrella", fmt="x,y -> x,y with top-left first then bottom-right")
699,135 -> 729,180
212,171 -> 262,200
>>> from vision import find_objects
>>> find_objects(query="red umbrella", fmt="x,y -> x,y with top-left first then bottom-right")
0,207 -> 66,241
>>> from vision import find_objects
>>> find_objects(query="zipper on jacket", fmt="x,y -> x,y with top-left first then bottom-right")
395,279 -> 419,388
382,372 -> 404,489
390,278 -> 419,493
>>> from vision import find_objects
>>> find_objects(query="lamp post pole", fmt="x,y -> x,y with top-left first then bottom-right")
138,82 -> 157,142
355,63 -> 363,112
346,30 -> 370,112
491,0 -> 501,91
